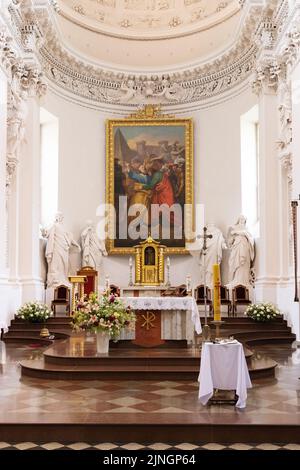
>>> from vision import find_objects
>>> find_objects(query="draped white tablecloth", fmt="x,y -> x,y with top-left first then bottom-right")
121,296 -> 202,334
198,341 -> 252,409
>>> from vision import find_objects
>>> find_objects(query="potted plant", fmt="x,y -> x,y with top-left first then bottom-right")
245,303 -> 281,322
71,291 -> 136,354
17,301 -> 52,323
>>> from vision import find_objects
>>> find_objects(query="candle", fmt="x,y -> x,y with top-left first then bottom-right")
129,257 -> 133,268
186,275 -> 192,292
213,264 -> 221,322
167,257 -> 170,268
105,275 -> 110,291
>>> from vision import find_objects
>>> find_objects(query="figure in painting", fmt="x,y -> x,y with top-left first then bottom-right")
112,124 -> 188,248
43,213 -> 81,287
81,220 -> 107,270
227,215 -> 255,288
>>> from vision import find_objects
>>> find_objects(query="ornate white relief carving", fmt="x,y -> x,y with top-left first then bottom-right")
39,19 -> 257,106
6,62 -> 46,189
281,24 -> 300,69
277,80 -> 292,154
0,18 -> 47,189
252,59 -> 282,95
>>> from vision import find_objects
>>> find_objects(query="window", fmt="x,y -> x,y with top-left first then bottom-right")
240,105 -> 260,238
40,108 -> 59,228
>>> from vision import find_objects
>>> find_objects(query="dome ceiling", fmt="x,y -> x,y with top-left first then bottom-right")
58,0 -> 242,40
52,0 -> 244,70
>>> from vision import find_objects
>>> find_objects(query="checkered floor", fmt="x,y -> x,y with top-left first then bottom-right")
0,442 -> 300,450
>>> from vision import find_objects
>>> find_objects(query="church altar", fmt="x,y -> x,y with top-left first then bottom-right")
118,287 -> 201,347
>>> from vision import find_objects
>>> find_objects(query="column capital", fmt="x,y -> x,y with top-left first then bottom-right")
252,57 -> 282,95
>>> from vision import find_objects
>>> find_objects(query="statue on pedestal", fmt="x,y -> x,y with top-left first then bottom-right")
227,215 -> 255,288
80,220 -> 107,270
43,212 -> 81,287
198,223 -> 227,288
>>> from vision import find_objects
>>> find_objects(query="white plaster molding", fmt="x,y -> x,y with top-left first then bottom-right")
0,11 -> 47,190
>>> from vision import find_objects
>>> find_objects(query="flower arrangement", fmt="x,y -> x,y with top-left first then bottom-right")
71,292 -> 136,340
17,302 -> 52,323
245,303 -> 281,322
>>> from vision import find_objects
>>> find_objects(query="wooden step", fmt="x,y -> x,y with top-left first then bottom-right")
20,355 -> 277,381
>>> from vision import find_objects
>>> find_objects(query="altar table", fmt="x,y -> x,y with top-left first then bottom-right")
119,296 -> 202,346
198,341 -> 252,409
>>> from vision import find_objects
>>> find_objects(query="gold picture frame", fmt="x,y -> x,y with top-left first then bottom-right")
106,105 -> 194,255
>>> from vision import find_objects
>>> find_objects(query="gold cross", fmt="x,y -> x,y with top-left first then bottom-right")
141,312 -> 156,331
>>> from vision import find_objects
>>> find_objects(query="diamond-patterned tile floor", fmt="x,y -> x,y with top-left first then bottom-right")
0,342 -> 299,428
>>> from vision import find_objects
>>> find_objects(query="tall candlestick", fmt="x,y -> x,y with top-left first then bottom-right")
128,257 -> 134,287
213,264 -> 221,322
166,257 -> 171,287
186,275 -> 192,294
105,275 -> 110,291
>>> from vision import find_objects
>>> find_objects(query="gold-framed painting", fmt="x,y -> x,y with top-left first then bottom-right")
106,105 -> 194,255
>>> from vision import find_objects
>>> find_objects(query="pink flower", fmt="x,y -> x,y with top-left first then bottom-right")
109,295 -> 116,303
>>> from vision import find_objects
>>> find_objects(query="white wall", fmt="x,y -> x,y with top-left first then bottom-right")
42,86 -> 257,287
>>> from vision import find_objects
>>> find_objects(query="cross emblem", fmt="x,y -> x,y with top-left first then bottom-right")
141,312 -> 156,331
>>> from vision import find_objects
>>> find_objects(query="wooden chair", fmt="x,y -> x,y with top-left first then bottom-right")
194,285 -> 213,315
51,285 -> 70,316
232,285 -> 251,316
220,286 -> 232,316
77,266 -> 98,297
110,284 -> 121,297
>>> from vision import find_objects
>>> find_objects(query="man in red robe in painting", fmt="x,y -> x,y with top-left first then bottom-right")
142,156 -> 175,206
140,155 -> 181,232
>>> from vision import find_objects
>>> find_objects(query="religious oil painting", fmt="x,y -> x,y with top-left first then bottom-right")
106,106 -> 194,255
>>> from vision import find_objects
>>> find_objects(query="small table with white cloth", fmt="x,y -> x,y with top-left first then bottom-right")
198,341 -> 252,409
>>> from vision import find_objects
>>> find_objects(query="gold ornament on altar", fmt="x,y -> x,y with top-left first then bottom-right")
134,236 -> 165,286
68,275 -> 87,314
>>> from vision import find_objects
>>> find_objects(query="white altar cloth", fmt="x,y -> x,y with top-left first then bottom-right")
121,296 -> 202,334
198,341 -> 252,409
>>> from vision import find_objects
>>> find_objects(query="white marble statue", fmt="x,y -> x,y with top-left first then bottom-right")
81,220 -> 107,269
227,215 -> 255,288
188,223 -> 227,288
43,212 -> 81,287
198,223 -> 227,288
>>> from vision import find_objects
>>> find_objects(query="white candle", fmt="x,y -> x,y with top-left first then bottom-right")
105,275 -> 110,290
167,257 -> 171,268
186,275 -> 192,291
129,257 -> 133,268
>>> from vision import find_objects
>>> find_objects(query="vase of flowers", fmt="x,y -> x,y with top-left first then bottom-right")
17,301 -> 52,323
71,292 -> 136,354
245,303 -> 281,322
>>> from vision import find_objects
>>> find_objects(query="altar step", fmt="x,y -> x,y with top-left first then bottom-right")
20,356 -> 277,381
20,344 -> 277,381
3,316 -> 296,345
